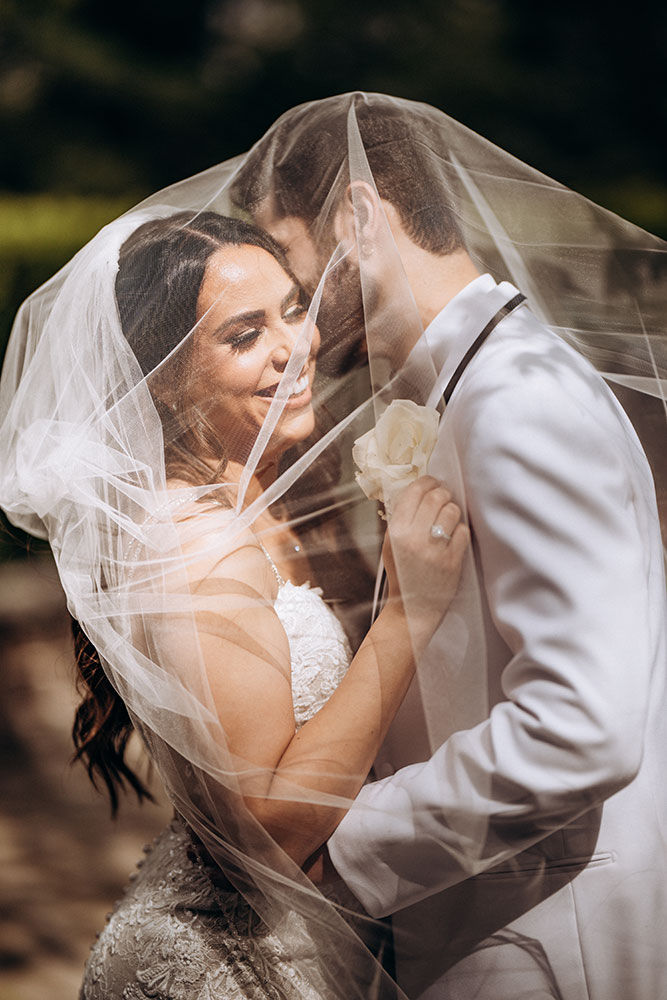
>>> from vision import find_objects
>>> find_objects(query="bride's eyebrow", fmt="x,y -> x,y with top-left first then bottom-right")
213,285 -> 300,338
214,309 -> 265,338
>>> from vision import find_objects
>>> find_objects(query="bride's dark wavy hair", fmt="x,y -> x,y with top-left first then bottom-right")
72,210 -> 322,814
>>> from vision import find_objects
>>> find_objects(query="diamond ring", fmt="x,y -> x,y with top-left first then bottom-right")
430,524 -> 451,541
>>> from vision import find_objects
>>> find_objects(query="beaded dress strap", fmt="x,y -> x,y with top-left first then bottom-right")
258,542 -> 286,588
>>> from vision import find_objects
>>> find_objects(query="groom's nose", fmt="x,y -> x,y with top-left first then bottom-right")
255,209 -> 322,295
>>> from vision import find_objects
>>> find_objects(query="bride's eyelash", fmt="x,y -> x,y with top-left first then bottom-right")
226,291 -> 309,349
228,328 -> 263,352
283,302 -> 307,321
283,291 -> 310,321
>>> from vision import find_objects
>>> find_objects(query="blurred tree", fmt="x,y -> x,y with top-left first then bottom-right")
1,0 -> 664,228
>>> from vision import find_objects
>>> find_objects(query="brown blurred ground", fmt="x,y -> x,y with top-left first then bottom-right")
0,557 -> 170,1000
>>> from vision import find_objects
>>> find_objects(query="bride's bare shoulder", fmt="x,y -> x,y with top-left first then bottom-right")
165,495 -> 276,600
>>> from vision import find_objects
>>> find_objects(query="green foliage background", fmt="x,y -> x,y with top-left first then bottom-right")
1,0 -> 665,557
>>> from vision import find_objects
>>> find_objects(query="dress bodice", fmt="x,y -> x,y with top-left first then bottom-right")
273,580 -> 352,729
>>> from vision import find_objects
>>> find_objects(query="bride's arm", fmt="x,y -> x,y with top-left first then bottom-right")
179,478 -> 467,867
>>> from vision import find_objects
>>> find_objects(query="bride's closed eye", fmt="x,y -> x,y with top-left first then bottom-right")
228,328 -> 264,352
282,289 -> 310,323
217,287 -> 310,353
283,302 -> 307,322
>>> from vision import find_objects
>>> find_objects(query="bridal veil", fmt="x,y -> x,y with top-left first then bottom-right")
0,92 -> 665,998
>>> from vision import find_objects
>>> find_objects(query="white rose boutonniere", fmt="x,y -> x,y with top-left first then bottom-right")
352,399 -> 440,513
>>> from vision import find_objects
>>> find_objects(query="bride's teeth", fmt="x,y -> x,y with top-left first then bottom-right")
289,375 -> 308,397
258,375 -> 308,399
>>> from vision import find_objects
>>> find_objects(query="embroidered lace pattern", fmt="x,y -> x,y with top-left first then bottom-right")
275,582 -> 351,730
79,577 -> 358,1000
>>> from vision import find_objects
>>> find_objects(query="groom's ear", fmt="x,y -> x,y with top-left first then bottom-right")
334,181 -> 383,252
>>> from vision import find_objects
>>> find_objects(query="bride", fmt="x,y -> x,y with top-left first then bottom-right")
0,208 -> 467,999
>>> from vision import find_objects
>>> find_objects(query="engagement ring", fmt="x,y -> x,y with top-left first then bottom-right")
430,524 -> 451,541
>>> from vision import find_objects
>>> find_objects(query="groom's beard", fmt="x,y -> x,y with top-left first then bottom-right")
313,255 -> 369,378
314,256 -> 418,399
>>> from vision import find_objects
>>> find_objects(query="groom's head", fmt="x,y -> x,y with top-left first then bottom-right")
231,93 -> 467,372
232,93 -> 465,280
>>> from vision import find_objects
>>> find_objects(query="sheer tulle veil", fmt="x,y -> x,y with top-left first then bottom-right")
0,92 -> 665,997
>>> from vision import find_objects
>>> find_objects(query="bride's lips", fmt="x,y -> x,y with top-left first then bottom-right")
254,371 -> 313,409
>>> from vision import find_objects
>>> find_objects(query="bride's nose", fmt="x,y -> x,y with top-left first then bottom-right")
270,325 -> 301,373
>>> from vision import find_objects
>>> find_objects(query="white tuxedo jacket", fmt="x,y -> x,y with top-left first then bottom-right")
329,275 -> 667,999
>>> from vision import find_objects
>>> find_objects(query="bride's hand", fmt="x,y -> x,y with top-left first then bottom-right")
382,476 -> 469,635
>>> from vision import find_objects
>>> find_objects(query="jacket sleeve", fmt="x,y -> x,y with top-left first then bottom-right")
328,338 -> 658,917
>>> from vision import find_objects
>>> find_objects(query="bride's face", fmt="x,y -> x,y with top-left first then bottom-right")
187,244 -> 320,464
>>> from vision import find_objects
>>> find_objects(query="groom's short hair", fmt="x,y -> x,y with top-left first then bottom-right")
231,93 -> 465,256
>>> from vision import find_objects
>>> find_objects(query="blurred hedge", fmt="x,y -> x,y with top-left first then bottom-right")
0,193 -> 137,358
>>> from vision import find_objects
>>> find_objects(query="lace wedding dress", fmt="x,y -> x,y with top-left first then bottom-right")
80,560 -> 367,1000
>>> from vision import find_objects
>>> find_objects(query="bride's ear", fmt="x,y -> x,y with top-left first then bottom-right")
334,181 -> 383,257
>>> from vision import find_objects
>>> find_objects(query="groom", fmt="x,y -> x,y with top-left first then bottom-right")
232,94 -> 667,999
